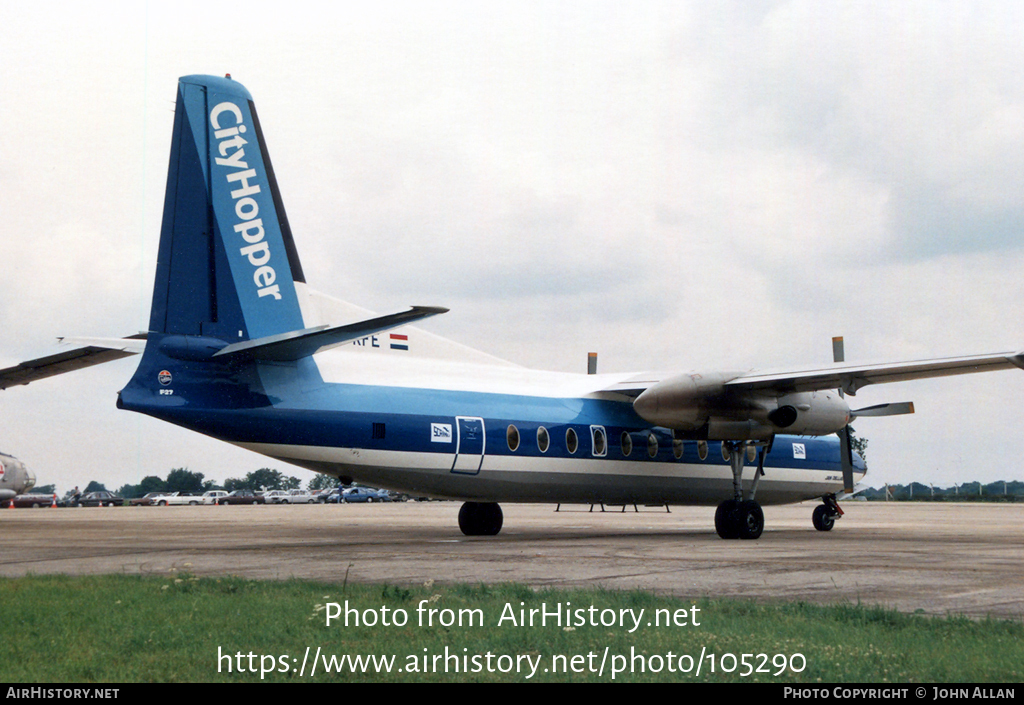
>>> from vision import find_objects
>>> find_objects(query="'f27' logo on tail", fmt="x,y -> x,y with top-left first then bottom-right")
210,101 -> 282,302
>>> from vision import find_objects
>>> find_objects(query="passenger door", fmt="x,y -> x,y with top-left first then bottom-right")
450,416 -> 486,475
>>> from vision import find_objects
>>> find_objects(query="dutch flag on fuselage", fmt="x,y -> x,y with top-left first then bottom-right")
389,334 -> 408,351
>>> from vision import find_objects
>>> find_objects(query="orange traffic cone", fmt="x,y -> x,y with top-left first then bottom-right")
51,493 -> 58,508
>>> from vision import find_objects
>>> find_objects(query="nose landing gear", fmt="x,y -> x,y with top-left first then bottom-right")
812,494 -> 843,531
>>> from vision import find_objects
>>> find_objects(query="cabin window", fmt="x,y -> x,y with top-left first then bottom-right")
697,440 -> 708,461
721,443 -> 731,462
537,426 -> 550,453
673,439 -> 683,460
647,432 -> 658,458
507,425 -> 520,452
372,423 -> 386,440
566,428 -> 578,454
621,431 -> 633,457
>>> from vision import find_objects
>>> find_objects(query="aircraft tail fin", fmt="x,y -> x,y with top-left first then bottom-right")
149,74 -> 306,343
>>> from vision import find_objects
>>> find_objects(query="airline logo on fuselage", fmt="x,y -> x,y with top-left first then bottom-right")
210,101 -> 282,302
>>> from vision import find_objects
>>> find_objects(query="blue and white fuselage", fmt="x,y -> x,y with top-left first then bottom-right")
120,280 -> 862,508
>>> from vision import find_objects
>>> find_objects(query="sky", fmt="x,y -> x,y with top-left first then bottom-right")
2,1 -> 1024,493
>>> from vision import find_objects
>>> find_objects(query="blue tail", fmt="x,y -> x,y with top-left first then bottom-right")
149,74 -> 306,341
119,75 -> 312,428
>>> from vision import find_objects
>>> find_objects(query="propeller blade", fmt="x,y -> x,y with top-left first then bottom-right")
837,425 -> 855,494
851,402 -> 915,418
832,336 -> 845,364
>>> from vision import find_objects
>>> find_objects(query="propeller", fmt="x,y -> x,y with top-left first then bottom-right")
831,338 -> 916,493
832,338 -> 855,492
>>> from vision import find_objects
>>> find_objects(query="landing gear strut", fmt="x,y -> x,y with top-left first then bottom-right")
458,502 -> 503,536
812,494 -> 843,531
714,441 -> 767,540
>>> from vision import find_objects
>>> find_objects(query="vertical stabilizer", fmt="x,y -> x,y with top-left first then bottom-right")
149,75 -> 305,342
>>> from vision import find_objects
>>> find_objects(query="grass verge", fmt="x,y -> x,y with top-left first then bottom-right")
1,574 -> 1020,682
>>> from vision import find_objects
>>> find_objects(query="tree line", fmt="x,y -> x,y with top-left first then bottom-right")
107,467 -> 325,499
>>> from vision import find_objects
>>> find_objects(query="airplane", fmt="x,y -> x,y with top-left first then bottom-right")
0,451 -> 37,503
3,74 -> 1023,539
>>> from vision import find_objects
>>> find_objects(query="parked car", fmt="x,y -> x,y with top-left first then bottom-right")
342,487 -> 381,503
216,490 -> 266,505
201,490 -> 229,505
155,492 -> 203,506
129,492 -> 169,506
319,488 -> 344,504
75,491 -> 124,507
6,494 -> 56,508
311,488 -> 335,503
278,489 -> 317,504
262,490 -> 289,504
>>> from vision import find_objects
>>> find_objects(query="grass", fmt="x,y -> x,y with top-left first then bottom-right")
1,574 -> 1021,682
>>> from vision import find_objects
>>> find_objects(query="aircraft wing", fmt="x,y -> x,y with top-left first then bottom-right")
0,335 -> 146,390
594,350 -> 1024,402
724,350 -> 1024,396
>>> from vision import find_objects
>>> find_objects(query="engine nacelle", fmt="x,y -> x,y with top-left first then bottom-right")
632,372 -> 734,430
634,375 -> 852,440
766,392 -> 851,436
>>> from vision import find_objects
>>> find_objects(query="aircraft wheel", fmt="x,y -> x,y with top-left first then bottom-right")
714,500 -> 741,539
738,500 -> 764,540
812,504 -> 835,532
458,502 -> 503,536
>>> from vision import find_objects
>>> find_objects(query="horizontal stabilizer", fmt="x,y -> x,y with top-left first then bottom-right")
0,335 -> 146,390
212,306 -> 448,362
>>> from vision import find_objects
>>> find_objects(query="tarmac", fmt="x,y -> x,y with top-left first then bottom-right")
2,500 -> 1022,619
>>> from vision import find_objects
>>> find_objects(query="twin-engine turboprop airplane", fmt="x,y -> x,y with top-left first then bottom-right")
4,74 -> 1024,539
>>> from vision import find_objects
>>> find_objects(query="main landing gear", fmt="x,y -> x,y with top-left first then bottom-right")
458,502 -> 503,536
812,494 -> 843,531
715,499 -> 764,540
714,441 -> 768,540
